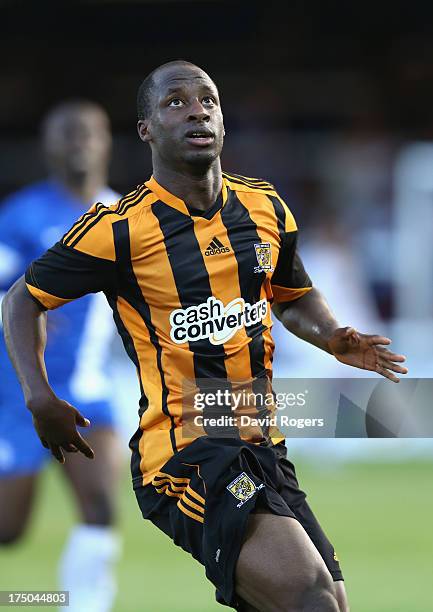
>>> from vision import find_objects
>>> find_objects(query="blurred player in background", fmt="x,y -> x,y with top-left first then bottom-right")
0,101 -> 122,612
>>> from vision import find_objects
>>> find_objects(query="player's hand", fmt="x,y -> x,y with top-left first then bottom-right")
328,327 -> 408,383
26,393 -> 95,463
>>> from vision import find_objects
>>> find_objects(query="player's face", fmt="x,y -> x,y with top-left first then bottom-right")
44,107 -> 112,178
139,65 -> 224,169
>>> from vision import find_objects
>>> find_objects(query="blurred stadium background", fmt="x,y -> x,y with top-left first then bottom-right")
1,1 -> 432,610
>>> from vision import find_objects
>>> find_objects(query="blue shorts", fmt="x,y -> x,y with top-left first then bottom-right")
0,385 -> 115,477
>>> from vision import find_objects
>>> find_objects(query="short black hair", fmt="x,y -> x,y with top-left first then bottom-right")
137,71 -> 156,120
137,60 -> 203,120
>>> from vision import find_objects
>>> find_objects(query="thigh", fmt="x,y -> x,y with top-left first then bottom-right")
0,472 -> 39,543
237,598 -> 261,612
335,580 -> 350,612
275,449 -> 343,583
62,427 -> 122,525
235,511 -> 336,612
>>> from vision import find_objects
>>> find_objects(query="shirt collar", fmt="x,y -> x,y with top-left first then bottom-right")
145,175 -> 228,217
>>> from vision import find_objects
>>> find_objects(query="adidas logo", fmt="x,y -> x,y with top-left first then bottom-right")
205,237 -> 230,256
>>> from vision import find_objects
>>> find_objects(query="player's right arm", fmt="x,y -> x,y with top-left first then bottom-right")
2,277 -> 94,463
1,202 -> 119,462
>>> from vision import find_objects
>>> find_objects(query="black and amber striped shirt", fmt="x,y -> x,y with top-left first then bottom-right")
25,172 -> 312,487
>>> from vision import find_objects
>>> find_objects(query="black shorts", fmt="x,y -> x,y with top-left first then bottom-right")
134,437 -> 343,609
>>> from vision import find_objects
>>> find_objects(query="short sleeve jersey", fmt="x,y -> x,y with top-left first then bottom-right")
25,172 -> 312,486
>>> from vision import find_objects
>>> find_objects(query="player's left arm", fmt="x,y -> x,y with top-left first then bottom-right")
268,196 -> 407,383
273,288 -> 408,382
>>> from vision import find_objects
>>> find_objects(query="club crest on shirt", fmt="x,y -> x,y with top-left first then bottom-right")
254,242 -> 274,274
226,472 -> 264,508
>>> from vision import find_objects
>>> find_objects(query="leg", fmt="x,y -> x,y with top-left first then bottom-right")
273,449 -> 349,611
59,427 -> 122,612
335,581 -> 350,612
0,472 -> 39,544
235,512 -> 339,612
62,427 -> 122,526
238,598 -> 262,612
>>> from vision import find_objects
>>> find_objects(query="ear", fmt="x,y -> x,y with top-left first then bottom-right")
137,119 -> 152,143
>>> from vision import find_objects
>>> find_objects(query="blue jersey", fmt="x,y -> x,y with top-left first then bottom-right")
0,180 -> 120,474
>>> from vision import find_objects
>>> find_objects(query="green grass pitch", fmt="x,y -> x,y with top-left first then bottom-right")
1,459 -> 432,611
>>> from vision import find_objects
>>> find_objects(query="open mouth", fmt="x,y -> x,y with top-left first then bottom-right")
185,129 -> 215,147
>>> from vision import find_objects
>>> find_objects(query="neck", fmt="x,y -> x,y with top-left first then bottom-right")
152,158 -> 222,211
51,170 -> 107,204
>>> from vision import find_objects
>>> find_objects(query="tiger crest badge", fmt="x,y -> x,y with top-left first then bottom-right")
254,242 -> 274,274
226,472 -> 265,508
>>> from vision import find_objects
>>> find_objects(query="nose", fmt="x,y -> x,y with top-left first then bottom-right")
187,98 -> 210,122
70,128 -> 91,148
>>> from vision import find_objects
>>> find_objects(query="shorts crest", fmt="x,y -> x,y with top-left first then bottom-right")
226,472 -> 264,507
